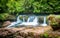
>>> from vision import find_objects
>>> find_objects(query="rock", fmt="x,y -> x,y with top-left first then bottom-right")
6,15 -> 16,21
26,36 -> 33,38
0,26 -> 53,38
48,15 -> 60,30
2,21 -> 11,28
15,36 -> 24,38
46,31 -> 60,37
0,28 -> 16,37
56,18 -> 60,25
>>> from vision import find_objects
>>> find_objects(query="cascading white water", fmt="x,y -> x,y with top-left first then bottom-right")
27,16 -> 35,22
41,16 -> 47,26
6,15 -> 47,28
6,15 -> 22,28
17,15 -> 22,23
23,15 -> 25,22
19,16 -> 38,26
44,16 -> 46,24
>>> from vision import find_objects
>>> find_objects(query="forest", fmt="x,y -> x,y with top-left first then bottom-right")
0,0 -> 60,20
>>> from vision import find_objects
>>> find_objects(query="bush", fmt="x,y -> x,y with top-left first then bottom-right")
0,13 -> 16,21
0,13 -> 9,20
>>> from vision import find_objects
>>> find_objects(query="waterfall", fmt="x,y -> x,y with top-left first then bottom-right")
44,16 -> 46,24
27,16 -> 35,22
41,16 -> 47,26
19,16 -> 38,26
6,15 -> 48,28
23,15 -> 25,22
17,15 -> 22,23
6,15 -> 22,28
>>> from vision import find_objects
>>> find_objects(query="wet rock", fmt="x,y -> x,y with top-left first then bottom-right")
2,21 -> 11,28
6,15 -> 16,21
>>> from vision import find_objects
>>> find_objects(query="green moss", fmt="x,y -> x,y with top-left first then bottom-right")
55,15 -> 60,19
47,15 -> 60,30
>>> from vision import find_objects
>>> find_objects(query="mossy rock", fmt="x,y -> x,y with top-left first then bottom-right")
48,15 -> 60,30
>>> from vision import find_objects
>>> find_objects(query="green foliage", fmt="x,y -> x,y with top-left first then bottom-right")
0,0 -> 60,20
0,13 -> 9,20
0,0 -> 8,12
7,0 -> 25,13
55,15 -> 60,19
43,33 -> 49,38
40,33 -> 60,38
0,0 -> 60,13
48,0 -> 60,12
40,33 -> 50,38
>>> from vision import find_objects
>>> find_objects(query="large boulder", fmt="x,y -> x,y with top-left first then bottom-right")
2,21 -> 11,28
48,15 -> 60,30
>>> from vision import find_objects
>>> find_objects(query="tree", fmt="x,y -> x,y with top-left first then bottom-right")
7,0 -> 25,14
0,0 -> 60,21
0,0 -> 8,13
